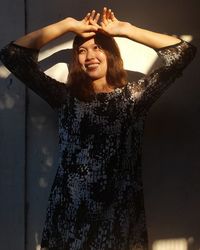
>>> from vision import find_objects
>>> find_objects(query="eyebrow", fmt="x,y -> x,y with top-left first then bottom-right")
79,43 -> 98,49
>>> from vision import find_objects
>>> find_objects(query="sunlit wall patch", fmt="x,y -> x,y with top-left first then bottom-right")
180,35 -> 193,43
0,65 -> 11,78
152,237 -> 194,250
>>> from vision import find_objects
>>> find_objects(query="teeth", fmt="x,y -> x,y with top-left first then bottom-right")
86,64 -> 99,69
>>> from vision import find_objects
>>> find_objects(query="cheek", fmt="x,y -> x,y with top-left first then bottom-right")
98,53 -> 108,68
102,55 -> 108,69
78,54 -> 85,65
98,51 -> 107,61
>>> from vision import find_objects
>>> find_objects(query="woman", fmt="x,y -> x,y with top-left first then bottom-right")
0,7 -> 196,250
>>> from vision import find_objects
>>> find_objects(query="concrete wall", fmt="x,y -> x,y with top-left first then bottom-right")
0,0 -> 26,249
0,1 -> 199,250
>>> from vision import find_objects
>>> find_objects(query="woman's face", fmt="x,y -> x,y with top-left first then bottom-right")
78,38 -> 108,83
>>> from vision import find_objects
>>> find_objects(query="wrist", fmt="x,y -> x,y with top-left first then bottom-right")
64,17 -> 83,34
58,17 -> 74,33
122,23 -> 138,39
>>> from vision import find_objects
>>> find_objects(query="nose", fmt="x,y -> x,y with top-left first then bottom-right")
86,49 -> 95,60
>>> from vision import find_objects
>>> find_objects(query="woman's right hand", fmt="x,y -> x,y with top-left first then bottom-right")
68,10 -> 100,38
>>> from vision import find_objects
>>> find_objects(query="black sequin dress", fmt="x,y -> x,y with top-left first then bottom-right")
0,40 -> 196,250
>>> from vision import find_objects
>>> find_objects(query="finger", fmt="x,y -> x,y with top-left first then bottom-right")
102,13 -> 108,25
83,12 -> 91,23
89,19 -> 101,29
100,22 -> 110,33
106,8 -> 112,20
102,7 -> 107,23
100,22 -> 106,29
89,12 -> 100,23
90,10 -> 96,20
84,13 -> 90,21
88,25 -> 99,32
82,32 -> 96,38
94,12 -> 100,23
103,7 -> 107,16
111,11 -> 117,21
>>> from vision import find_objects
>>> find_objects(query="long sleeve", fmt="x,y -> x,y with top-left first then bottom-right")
0,42 -> 69,109
129,40 -> 197,113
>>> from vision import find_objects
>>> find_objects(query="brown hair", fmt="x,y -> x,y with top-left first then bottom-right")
67,32 -> 127,101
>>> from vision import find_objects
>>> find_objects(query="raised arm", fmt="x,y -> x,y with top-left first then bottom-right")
0,12 -> 100,109
14,12 -> 100,50
99,7 -> 181,49
98,7 -> 196,112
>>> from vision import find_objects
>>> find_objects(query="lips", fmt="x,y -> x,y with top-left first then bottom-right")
86,63 -> 99,70
84,60 -> 100,71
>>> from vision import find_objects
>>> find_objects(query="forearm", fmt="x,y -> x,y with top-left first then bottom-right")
14,17 -> 74,50
122,22 -> 181,49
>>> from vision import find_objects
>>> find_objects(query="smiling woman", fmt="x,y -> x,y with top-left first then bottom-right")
68,32 -> 127,100
0,7 -> 196,250
78,39 -> 108,82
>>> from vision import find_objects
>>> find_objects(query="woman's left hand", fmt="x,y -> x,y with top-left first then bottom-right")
97,7 -> 129,37
70,10 -> 101,38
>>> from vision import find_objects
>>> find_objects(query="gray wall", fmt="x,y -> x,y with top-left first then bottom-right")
0,1 -> 199,250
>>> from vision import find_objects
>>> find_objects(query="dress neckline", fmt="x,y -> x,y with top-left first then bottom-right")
72,84 -> 129,104
94,84 -> 127,99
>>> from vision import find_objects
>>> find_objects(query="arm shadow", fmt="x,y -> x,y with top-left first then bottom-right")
38,48 -> 73,71
38,48 -> 145,83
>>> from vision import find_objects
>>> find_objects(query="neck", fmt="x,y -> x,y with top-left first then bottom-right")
92,79 -> 114,93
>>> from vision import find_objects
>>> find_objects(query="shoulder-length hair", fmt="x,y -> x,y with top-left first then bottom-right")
67,32 -> 127,101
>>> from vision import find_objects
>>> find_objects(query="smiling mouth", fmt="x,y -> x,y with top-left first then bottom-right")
85,63 -> 99,70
